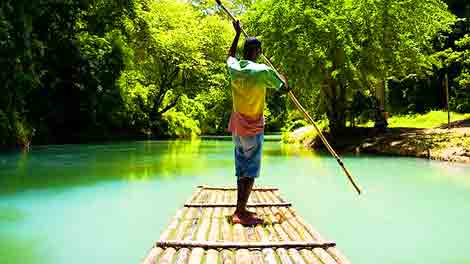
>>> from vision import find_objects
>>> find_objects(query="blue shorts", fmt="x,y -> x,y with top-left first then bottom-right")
233,133 -> 264,179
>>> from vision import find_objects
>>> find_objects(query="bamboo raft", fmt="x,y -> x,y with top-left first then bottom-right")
142,185 -> 350,264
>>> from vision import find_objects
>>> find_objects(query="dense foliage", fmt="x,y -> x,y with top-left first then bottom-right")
244,0 -> 455,133
433,19 -> 470,113
1,0 -> 137,147
0,0 -> 235,148
0,0 -> 468,148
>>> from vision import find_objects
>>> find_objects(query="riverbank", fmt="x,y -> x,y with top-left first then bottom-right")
285,115 -> 470,164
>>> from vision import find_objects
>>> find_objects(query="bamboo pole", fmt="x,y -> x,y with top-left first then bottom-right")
159,248 -> 177,264
198,185 -> 278,191
189,190 -> 217,264
251,250 -> 265,263
184,202 -> 292,208
173,189 -> 208,264
252,192 -> 278,264
255,225 -> 278,264
215,0 -> 362,195
300,250 -> 324,264
174,248 -> 191,264
206,191 -> 223,263
256,192 -> 294,264
184,190 -> 209,241
188,248 -> 204,264
221,190 -> 235,264
272,191 -> 351,264
245,224 -> 265,263
141,188 -> 203,264
232,205 -> 252,264
265,191 -> 338,264
260,192 -> 303,264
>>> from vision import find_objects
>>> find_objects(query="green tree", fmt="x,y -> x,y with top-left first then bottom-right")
434,33 -> 470,112
244,0 -> 455,134
122,0 -> 231,135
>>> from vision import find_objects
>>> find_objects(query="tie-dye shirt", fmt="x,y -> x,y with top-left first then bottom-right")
227,56 -> 284,136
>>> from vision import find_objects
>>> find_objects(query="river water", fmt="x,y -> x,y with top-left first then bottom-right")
0,140 -> 469,263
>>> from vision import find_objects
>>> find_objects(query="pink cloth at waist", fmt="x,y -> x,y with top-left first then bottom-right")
228,112 -> 264,136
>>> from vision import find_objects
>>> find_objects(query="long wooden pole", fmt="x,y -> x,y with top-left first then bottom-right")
215,0 -> 362,195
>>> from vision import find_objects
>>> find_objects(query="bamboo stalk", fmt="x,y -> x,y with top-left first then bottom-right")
181,189 -> 206,240
158,248 -> 177,264
141,188 -> 202,264
221,250 -> 235,264
245,227 -> 265,264
262,192 -> 302,264
233,221 -> 251,264
183,189 -> 210,241
280,208 -> 337,264
287,91 -> 362,195
299,250 -> 323,264
271,191 -> 350,264
255,226 -> 278,264
184,202 -> 292,208
174,248 -> 191,264
262,192 -> 312,264
188,248 -> 205,264
251,250 -> 265,263
267,191 -> 332,263
257,192 -> 294,264
198,185 -> 278,191
196,191 -> 217,240
221,189 -> 235,264
189,189 -> 217,264
270,229 -> 293,264
251,192 -> 279,264
267,193 -> 327,264
171,190 -> 205,241
208,191 -> 223,242
206,191 -> 223,263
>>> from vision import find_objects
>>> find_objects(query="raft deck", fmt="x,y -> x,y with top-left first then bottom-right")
142,186 -> 350,264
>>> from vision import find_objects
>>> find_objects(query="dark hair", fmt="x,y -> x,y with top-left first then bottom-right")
243,37 -> 262,59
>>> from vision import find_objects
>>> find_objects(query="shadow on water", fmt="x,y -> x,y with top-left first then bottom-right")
0,140 -> 233,195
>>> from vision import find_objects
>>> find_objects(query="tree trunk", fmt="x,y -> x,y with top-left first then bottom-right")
325,83 -> 347,136
376,79 -> 386,109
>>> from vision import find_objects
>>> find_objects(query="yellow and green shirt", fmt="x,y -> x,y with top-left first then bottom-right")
227,56 -> 284,136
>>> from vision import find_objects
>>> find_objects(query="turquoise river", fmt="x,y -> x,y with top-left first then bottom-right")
1,140 -> 470,263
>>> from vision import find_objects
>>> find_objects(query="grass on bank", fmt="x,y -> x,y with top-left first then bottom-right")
363,110 -> 470,129
283,110 -> 470,144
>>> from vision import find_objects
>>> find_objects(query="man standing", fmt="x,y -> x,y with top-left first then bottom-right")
227,21 -> 287,225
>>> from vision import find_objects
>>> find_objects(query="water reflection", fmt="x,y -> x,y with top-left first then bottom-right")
0,140 -> 233,195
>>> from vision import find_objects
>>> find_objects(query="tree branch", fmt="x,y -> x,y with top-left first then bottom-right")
156,66 -> 180,107
157,94 -> 181,115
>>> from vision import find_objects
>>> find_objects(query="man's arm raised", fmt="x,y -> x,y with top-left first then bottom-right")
228,20 -> 241,57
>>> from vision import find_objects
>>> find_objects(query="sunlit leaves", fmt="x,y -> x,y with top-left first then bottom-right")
244,0 -> 455,131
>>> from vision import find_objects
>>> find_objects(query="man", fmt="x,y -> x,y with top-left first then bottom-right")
227,20 -> 288,225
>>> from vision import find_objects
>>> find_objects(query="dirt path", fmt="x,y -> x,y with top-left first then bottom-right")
306,119 -> 470,164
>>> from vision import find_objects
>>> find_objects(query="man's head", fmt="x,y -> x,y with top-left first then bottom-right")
243,37 -> 262,61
